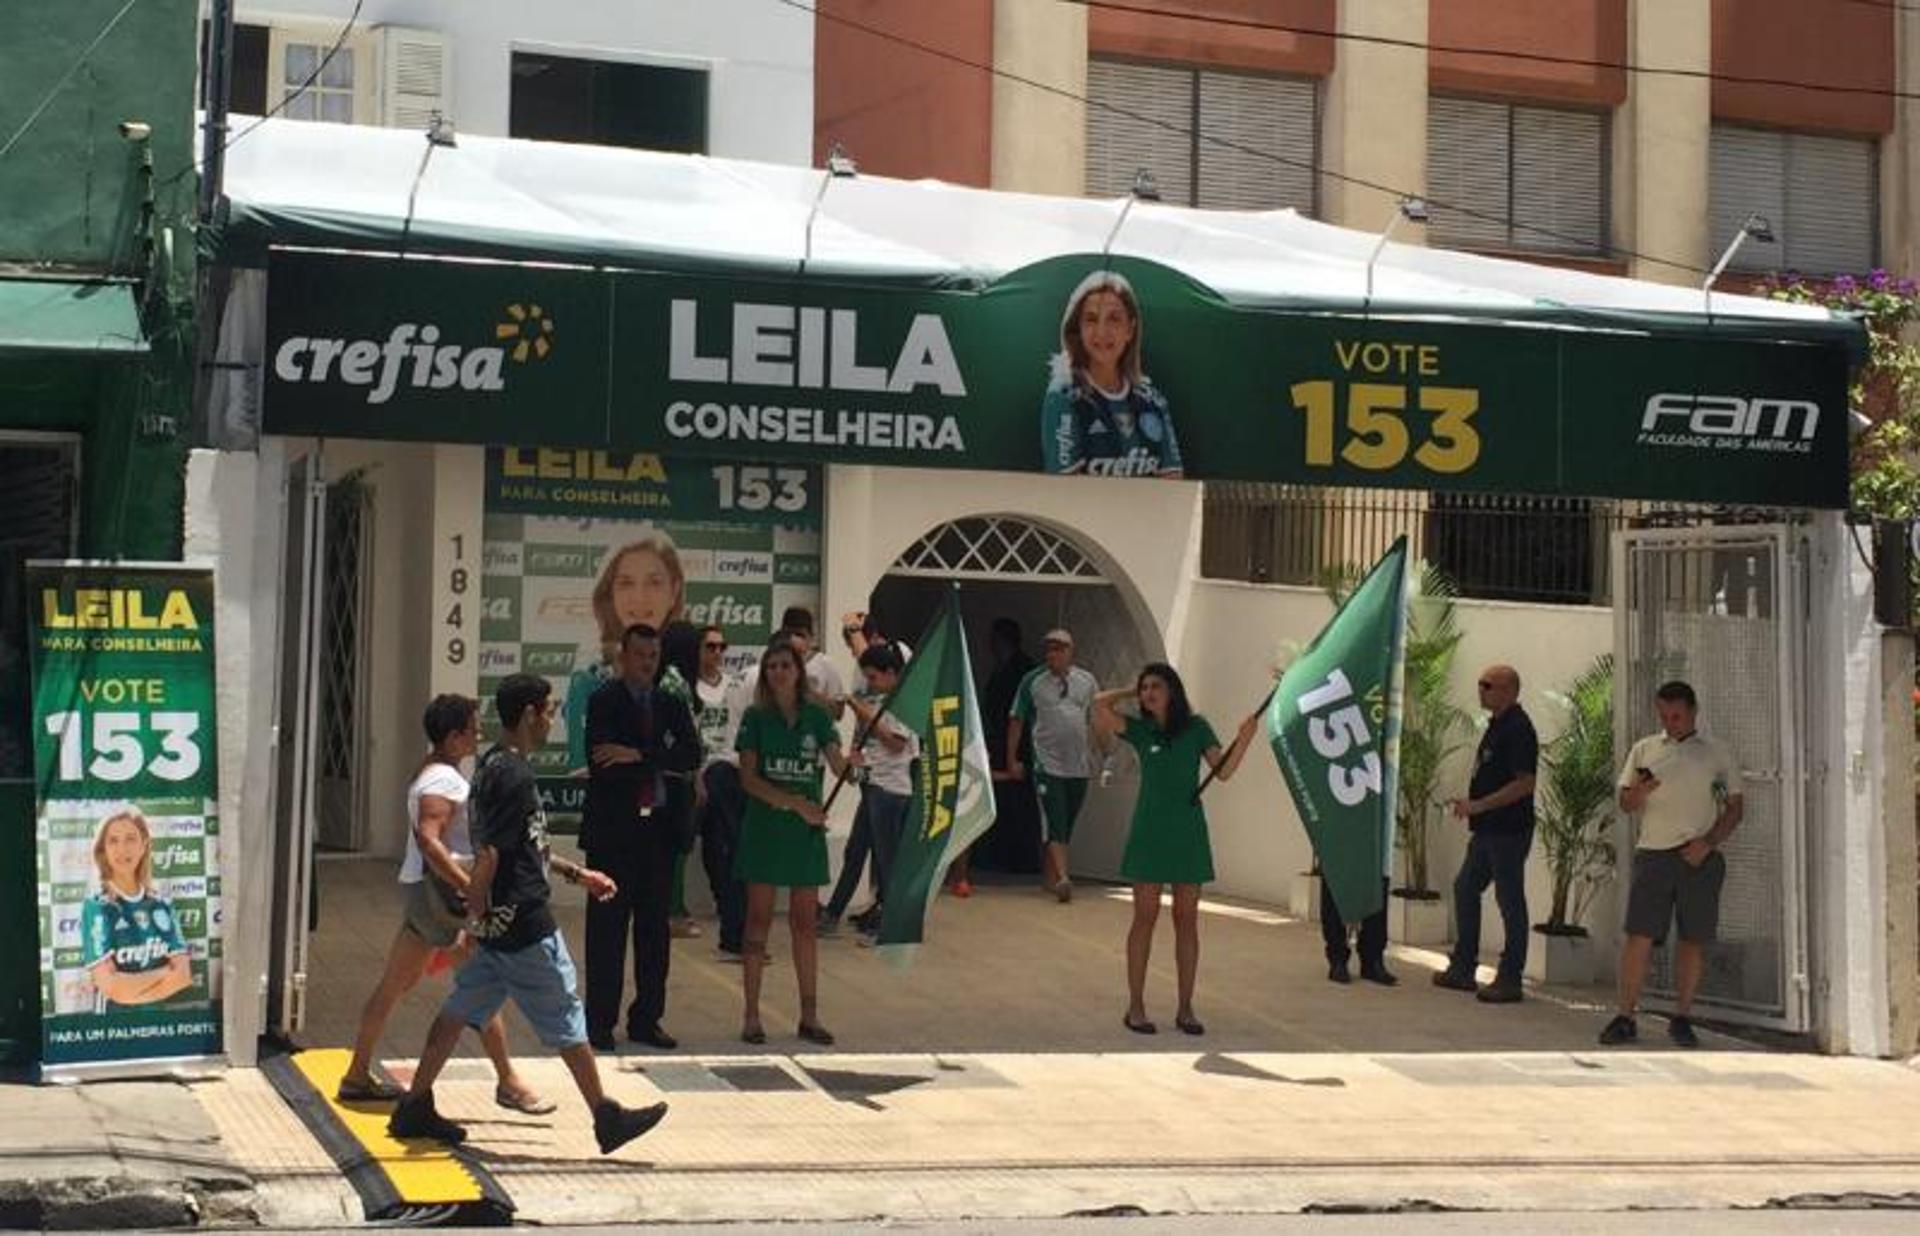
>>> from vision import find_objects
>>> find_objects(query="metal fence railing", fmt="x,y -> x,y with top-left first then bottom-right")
1199,484 -> 1800,607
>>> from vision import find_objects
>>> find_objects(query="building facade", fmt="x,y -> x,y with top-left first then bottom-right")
0,1 -> 200,1064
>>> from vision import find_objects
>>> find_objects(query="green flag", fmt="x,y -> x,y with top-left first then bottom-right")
1266,537 -> 1409,923
877,588 -> 996,954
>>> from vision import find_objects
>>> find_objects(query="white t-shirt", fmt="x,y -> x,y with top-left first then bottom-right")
696,672 -> 753,766
856,695 -> 920,796
1617,731 -> 1743,851
806,651 -> 847,705
399,762 -> 472,884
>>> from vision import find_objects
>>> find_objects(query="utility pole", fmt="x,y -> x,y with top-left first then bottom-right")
199,0 -> 234,221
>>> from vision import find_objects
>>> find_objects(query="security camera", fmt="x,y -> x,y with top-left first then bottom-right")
118,120 -> 152,141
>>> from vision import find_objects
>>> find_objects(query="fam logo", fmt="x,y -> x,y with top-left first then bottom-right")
1638,393 -> 1819,455
273,302 -> 557,405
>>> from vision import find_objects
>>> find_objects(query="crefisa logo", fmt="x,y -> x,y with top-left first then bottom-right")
273,303 -> 555,405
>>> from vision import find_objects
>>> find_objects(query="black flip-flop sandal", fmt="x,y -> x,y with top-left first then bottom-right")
1175,1015 -> 1206,1036
1123,1015 -> 1157,1035
797,1022 -> 836,1046
741,1026 -> 767,1045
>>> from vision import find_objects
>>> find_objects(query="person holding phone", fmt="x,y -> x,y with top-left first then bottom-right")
1601,680 -> 1743,1049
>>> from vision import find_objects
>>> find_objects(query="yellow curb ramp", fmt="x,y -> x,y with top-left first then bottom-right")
261,1047 -> 513,1228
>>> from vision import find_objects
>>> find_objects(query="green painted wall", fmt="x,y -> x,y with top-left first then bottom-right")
0,0 -> 199,1064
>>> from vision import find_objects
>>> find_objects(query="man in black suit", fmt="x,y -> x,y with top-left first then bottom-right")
581,623 -> 700,1051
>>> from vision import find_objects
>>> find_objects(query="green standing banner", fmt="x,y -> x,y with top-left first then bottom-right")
1266,538 -> 1409,924
28,562 -> 224,1073
877,589 -> 996,954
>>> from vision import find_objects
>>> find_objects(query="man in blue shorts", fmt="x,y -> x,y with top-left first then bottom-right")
388,673 -> 668,1154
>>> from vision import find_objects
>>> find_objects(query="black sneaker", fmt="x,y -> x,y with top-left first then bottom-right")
388,1093 -> 467,1144
594,1099 -> 669,1154
1431,969 -> 1477,992
1667,1015 -> 1700,1049
1359,965 -> 1399,987
1476,977 -> 1523,1004
1598,1014 -> 1638,1046
1327,961 -> 1352,984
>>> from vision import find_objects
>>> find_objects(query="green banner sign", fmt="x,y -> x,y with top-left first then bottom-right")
1267,538 -> 1408,923
27,562 -> 223,1072
478,450 -> 821,826
265,249 -> 1853,507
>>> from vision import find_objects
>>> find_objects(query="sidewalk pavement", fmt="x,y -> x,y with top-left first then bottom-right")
7,877 -> 1920,1227
0,1077 -> 254,1229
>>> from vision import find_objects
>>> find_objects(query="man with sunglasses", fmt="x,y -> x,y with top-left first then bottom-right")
1008,629 -> 1100,902
692,625 -> 755,961
1435,664 -> 1539,1004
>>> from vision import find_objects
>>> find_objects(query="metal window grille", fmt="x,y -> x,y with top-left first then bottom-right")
891,516 -> 1106,583
316,474 -> 373,851
0,439 -> 80,780
1087,58 -> 1317,215
1199,484 -> 1798,607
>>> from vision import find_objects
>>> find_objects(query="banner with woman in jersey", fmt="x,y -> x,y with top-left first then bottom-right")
28,562 -> 223,1074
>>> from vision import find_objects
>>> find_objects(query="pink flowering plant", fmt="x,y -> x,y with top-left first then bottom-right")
1762,270 -> 1920,517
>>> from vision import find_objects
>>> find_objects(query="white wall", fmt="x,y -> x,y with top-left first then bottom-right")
1172,578 -> 1619,979
185,445 -> 288,1068
229,0 -> 814,163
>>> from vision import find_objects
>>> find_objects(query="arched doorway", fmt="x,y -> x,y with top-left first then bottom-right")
867,514 -> 1162,881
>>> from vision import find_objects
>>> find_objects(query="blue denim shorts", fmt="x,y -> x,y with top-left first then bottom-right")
440,930 -> 588,1049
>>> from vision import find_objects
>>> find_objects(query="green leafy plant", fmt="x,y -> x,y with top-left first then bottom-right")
1536,654 -> 1618,936
1762,271 -> 1920,519
1322,557 -> 1470,896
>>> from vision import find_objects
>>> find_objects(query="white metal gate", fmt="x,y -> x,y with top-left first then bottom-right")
266,453 -> 327,1037
1612,525 -> 1811,1032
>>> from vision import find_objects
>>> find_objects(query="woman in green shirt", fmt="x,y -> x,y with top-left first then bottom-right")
735,640 -> 850,1047
1094,663 -> 1258,1038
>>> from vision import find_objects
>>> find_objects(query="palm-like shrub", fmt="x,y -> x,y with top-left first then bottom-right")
1538,654 -> 1618,934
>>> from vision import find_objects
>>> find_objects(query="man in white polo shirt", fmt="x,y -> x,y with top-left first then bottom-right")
1600,680 -> 1744,1049
1008,628 -> 1099,903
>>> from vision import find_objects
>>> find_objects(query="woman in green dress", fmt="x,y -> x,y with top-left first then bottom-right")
1094,663 -> 1258,1037
735,640 -> 850,1046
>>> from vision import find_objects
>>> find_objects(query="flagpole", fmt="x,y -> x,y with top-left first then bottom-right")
1190,683 -> 1278,805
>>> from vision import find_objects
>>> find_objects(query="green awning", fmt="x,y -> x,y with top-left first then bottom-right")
0,279 -> 146,356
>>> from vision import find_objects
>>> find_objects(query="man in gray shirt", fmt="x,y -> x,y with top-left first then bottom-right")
1008,628 -> 1099,903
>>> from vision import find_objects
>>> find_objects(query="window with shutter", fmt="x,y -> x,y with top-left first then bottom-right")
1086,57 -> 1316,214
379,27 -> 449,132
0,437 -> 80,781
1429,96 -> 1607,256
1711,124 -> 1877,276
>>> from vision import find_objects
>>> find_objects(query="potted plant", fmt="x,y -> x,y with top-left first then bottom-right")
1531,653 -> 1618,985
1321,559 -> 1469,944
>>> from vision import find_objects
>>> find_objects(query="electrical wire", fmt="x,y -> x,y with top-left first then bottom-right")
780,0 -> 1715,274
0,0 -> 145,162
160,0 -> 366,192
1062,0 -> 1919,102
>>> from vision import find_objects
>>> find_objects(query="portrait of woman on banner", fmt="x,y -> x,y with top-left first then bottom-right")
565,528 -> 688,771
80,809 -> 196,1010
1040,270 -> 1184,479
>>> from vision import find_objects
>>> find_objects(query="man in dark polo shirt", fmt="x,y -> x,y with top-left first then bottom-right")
1433,664 -> 1539,1004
